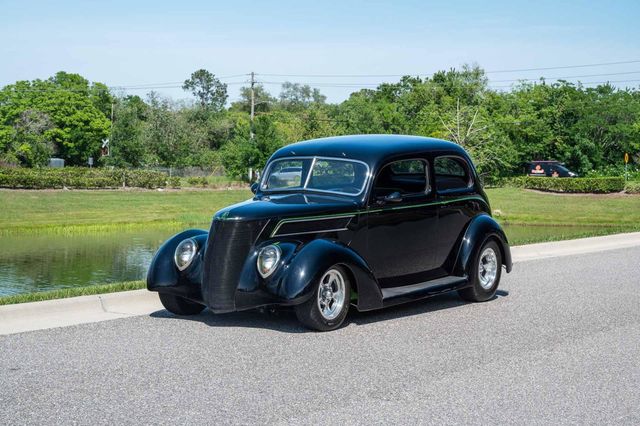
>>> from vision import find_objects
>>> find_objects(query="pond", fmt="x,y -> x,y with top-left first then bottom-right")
0,223 -> 633,296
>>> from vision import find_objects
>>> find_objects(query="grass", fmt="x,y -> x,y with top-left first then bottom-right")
0,281 -> 145,305
486,187 -> 640,227
2,186 -> 639,235
0,188 -> 251,235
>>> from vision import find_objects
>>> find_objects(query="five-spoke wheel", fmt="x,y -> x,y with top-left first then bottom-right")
295,265 -> 351,331
459,239 -> 502,302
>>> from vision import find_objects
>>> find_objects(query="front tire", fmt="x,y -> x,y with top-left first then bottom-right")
459,239 -> 502,302
295,265 -> 351,331
159,293 -> 206,315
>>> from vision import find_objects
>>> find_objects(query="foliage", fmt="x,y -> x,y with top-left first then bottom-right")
624,181 -> 640,194
182,69 -> 228,112
516,177 -> 625,193
0,167 -> 170,189
0,72 -> 111,166
2,67 -> 640,182
186,176 -> 208,187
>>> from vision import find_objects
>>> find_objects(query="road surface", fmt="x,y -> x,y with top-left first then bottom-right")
1,246 -> 639,425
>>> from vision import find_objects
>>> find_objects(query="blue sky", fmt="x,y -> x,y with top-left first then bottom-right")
2,0 -> 640,102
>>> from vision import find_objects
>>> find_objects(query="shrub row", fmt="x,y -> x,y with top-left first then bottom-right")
0,167 -> 180,189
508,176 -> 625,193
624,181 -> 640,194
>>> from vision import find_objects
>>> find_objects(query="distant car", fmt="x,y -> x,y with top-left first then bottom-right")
147,135 -> 512,331
526,160 -> 578,177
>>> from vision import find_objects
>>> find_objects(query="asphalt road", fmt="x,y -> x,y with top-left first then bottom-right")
1,247 -> 639,425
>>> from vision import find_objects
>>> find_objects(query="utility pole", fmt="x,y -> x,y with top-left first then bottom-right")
250,71 -> 255,141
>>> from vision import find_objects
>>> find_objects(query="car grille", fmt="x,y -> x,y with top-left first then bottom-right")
202,219 -> 266,312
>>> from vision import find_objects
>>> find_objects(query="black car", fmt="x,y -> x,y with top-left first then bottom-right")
526,160 -> 578,177
147,135 -> 512,331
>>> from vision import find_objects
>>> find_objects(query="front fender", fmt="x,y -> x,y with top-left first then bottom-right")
146,229 -> 208,303
281,239 -> 382,311
452,214 -> 512,277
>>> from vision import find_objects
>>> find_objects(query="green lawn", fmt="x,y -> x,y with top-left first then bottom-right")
486,187 -> 640,227
1,187 -> 639,235
0,189 -> 251,234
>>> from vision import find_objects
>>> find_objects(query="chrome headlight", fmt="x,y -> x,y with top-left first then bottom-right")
257,244 -> 281,278
174,238 -> 198,271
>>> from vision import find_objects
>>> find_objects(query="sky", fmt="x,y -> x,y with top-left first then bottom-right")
2,0 -> 640,103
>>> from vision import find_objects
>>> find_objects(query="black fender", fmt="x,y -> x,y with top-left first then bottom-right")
146,229 -> 208,304
452,214 -> 513,277
275,239 -> 382,311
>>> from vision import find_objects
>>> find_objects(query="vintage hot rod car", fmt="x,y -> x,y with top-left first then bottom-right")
147,135 -> 512,331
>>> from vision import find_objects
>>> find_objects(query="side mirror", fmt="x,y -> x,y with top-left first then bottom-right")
250,182 -> 259,194
384,191 -> 403,203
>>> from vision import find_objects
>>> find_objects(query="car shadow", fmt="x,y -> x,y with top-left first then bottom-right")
149,289 -> 509,333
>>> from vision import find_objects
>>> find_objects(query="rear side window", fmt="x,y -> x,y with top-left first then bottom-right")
373,159 -> 430,199
434,156 -> 472,192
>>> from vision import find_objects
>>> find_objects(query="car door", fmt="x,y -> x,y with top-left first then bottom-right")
433,155 -> 480,270
365,157 -> 439,287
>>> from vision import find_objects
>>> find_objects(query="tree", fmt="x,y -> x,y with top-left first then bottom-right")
182,69 -> 228,111
231,84 -> 277,113
279,82 -> 327,111
105,96 -> 148,167
0,73 -> 111,166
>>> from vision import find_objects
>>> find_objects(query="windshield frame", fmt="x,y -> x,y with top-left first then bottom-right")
260,156 -> 370,197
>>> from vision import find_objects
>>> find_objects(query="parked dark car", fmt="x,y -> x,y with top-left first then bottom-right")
147,135 -> 512,331
526,160 -> 578,177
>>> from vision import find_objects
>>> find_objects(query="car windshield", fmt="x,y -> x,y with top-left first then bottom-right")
261,157 -> 369,196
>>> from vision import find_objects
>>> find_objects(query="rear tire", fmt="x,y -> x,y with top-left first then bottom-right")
159,293 -> 206,315
295,265 -> 351,331
459,239 -> 502,302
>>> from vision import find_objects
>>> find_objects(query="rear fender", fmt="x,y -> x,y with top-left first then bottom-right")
452,214 -> 512,277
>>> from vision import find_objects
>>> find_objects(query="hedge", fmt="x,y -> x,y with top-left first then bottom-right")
0,167 -> 179,189
624,181 -> 640,194
513,176 -> 625,193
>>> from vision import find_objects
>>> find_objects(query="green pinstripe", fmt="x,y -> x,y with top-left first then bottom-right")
269,195 -> 487,237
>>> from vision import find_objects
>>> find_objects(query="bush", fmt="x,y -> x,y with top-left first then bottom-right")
518,177 -> 625,193
0,167 -> 171,189
186,176 -> 208,187
167,176 -> 181,188
624,181 -> 640,194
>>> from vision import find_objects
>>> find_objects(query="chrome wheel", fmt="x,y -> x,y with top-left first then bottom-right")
316,268 -> 346,320
478,247 -> 498,290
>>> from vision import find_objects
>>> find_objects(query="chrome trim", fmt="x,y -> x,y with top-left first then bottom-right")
270,214 -> 355,237
260,156 -> 370,197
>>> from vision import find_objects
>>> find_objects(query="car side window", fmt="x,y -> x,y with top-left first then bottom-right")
434,156 -> 472,192
372,159 -> 430,200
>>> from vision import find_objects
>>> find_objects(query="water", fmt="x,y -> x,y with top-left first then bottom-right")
0,223 -> 633,296
0,226 -> 208,296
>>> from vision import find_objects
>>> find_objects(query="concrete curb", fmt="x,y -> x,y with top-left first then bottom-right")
2,231 -> 640,336
0,290 -> 162,336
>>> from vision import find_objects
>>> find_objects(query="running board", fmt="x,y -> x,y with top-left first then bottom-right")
381,275 -> 469,307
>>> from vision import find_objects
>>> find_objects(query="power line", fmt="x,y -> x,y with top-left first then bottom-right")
256,60 -> 640,78
491,78 -> 640,89
485,60 -> 640,74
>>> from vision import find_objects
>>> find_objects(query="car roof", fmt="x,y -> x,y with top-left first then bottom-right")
269,135 -> 468,169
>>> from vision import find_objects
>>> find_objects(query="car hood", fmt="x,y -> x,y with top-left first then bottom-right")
214,192 -> 360,222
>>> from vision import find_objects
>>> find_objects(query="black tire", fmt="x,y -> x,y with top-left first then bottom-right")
159,293 -> 206,315
458,239 -> 502,302
295,265 -> 351,331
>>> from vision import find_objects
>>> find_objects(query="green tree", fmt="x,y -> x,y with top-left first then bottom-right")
182,69 -> 228,111
0,72 -> 110,166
